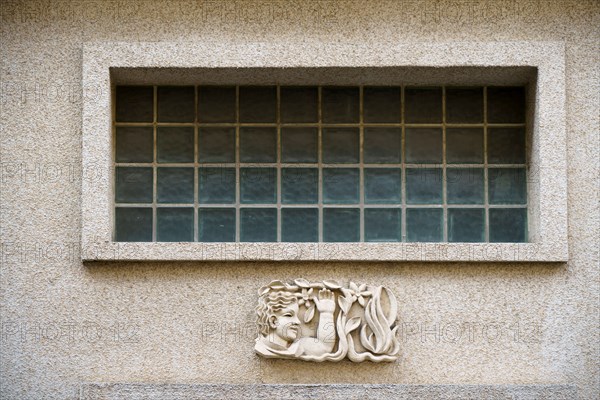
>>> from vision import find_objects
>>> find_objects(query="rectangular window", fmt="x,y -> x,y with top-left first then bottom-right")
114,85 -> 527,243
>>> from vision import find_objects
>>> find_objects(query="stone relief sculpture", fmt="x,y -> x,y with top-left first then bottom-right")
255,279 -> 400,362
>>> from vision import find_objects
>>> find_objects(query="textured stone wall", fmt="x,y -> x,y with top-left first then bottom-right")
1,1 -> 598,399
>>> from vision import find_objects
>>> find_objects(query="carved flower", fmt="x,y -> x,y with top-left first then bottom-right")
298,288 -> 317,323
298,288 -> 314,308
347,282 -> 372,307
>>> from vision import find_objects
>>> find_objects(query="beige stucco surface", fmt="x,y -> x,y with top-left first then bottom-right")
0,1 -> 598,399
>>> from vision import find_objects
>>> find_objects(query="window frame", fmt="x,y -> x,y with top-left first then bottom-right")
82,41 -> 567,262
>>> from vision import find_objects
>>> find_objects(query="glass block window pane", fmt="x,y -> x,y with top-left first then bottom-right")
364,209 -> 401,242
406,208 -> 443,242
322,87 -> 359,123
281,168 -> 318,204
157,168 -> 194,204
198,127 -> 235,163
448,208 -> 485,242
281,87 -> 318,123
198,86 -> 236,123
157,86 -> 195,122
405,128 -> 443,164
115,86 -> 153,122
323,168 -> 359,204
281,128 -> 318,163
240,208 -> 277,242
405,87 -> 442,123
488,128 -> 526,164
406,168 -> 443,204
489,168 -> 527,205
116,127 -> 153,163
364,168 -> 401,204
240,168 -> 276,204
323,208 -> 360,242
446,87 -> 483,123
363,87 -> 401,123
114,84 -> 527,243
487,86 -> 526,123
199,168 -> 236,204
157,208 -> 194,242
240,127 -> 277,163
239,86 -> 276,123
199,208 -> 236,242
157,127 -> 194,163
447,168 -> 484,204
282,208 -> 318,242
446,128 -> 483,164
489,208 -> 527,242
115,207 -> 153,242
115,167 -> 153,203
364,128 -> 401,164
322,128 -> 359,163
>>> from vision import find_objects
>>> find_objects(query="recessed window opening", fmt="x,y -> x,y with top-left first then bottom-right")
113,85 -> 527,243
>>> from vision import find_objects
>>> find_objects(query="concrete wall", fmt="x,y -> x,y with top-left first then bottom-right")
1,1 -> 598,399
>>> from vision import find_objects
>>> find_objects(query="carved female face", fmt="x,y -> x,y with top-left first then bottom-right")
270,302 -> 300,343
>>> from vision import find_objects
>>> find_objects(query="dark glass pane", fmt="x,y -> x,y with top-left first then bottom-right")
199,168 -> 236,204
240,127 -> 277,163
405,87 -> 442,123
240,208 -> 277,242
488,128 -> 526,164
281,127 -> 318,163
323,208 -> 360,242
282,168 -> 318,204
489,168 -> 527,204
157,208 -> 194,242
240,168 -> 276,204
447,168 -> 484,204
364,128 -> 401,164
115,86 -> 153,122
198,127 -> 235,163
157,167 -> 194,203
489,208 -> 527,242
406,208 -> 443,242
116,127 -> 153,163
363,87 -> 401,123
323,168 -> 359,204
199,208 -> 236,242
239,86 -> 276,123
157,86 -> 195,122
322,87 -> 359,123
281,86 -> 318,123
282,208 -> 318,242
364,208 -> 401,242
322,128 -> 359,163
405,168 -> 443,204
115,167 -> 153,203
446,128 -> 484,164
446,87 -> 483,123
448,208 -> 485,242
364,168 -> 401,204
115,207 -> 153,242
198,86 -> 236,123
405,128 -> 443,163
487,86 -> 526,123
157,127 -> 194,163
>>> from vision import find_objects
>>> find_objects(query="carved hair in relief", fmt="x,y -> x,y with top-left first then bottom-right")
254,279 -> 400,362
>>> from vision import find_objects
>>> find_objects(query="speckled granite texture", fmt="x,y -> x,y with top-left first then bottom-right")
79,383 -> 578,400
1,1 -> 598,399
